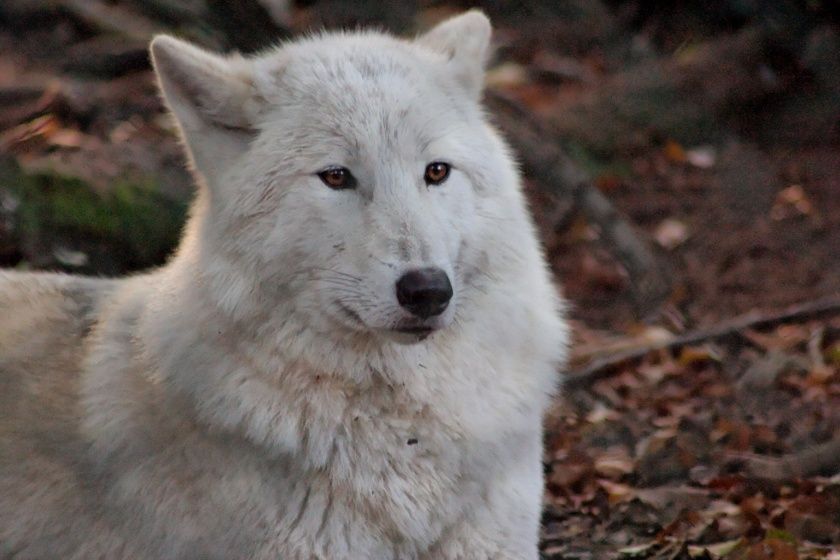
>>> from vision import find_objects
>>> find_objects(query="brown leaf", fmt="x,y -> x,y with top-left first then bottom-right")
636,485 -> 711,522
743,538 -> 798,560
594,449 -> 635,479
665,139 -> 687,163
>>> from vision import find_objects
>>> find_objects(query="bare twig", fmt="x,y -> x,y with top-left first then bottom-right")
732,436 -> 840,481
565,295 -> 840,389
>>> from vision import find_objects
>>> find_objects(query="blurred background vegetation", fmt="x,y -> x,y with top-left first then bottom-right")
1,1 -> 839,558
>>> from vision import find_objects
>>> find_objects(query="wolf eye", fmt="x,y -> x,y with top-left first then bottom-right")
317,166 -> 356,190
424,162 -> 451,185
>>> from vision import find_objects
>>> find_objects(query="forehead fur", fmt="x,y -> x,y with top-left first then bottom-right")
244,32 -> 482,170
252,32 -> 475,119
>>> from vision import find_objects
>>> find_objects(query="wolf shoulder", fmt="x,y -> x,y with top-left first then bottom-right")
0,270 -> 117,369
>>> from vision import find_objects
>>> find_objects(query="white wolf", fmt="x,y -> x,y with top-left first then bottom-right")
0,11 -> 567,559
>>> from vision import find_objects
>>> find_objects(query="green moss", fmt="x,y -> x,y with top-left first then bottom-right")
1,160 -> 187,272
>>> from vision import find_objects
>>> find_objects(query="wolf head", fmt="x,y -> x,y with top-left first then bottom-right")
151,11 -> 532,344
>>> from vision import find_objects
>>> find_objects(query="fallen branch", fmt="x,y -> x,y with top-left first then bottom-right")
63,36 -> 150,78
0,86 -> 59,130
0,0 -> 289,53
63,0 -> 160,42
732,436 -> 840,481
485,90 -> 671,317
565,295 -> 840,389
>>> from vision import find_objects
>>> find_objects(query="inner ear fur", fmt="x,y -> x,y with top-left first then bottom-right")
416,10 -> 492,98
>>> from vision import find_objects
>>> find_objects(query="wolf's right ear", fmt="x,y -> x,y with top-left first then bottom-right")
150,36 -> 265,182
150,36 -> 261,133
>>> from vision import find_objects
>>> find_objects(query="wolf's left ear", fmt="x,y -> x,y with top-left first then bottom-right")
417,10 -> 492,99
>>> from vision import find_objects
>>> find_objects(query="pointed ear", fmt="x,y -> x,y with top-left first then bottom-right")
417,10 -> 492,98
150,35 -> 261,132
150,36 -> 266,185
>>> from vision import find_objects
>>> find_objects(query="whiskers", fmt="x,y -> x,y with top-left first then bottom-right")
310,267 -> 364,283
305,266 -> 387,326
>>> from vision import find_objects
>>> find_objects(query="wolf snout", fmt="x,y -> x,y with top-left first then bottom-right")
395,268 -> 453,319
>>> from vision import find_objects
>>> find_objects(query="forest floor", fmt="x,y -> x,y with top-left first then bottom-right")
0,2 -> 838,559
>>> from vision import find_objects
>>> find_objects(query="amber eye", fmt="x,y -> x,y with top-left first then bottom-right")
424,162 -> 451,185
317,166 -> 356,190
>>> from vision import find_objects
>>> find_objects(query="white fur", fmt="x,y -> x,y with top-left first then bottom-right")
0,11 -> 568,559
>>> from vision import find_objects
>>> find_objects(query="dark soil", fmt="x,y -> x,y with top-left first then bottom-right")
548,143 -> 840,332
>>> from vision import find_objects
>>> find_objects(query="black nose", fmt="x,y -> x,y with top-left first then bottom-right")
395,268 -> 453,319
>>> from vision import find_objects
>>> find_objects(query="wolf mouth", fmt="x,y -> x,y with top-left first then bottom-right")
394,326 -> 434,335
336,301 -> 438,338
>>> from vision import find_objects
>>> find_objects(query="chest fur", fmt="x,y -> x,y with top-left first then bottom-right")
247,351 -> 541,538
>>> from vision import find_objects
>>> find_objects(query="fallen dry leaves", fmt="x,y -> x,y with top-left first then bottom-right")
544,317 -> 840,559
